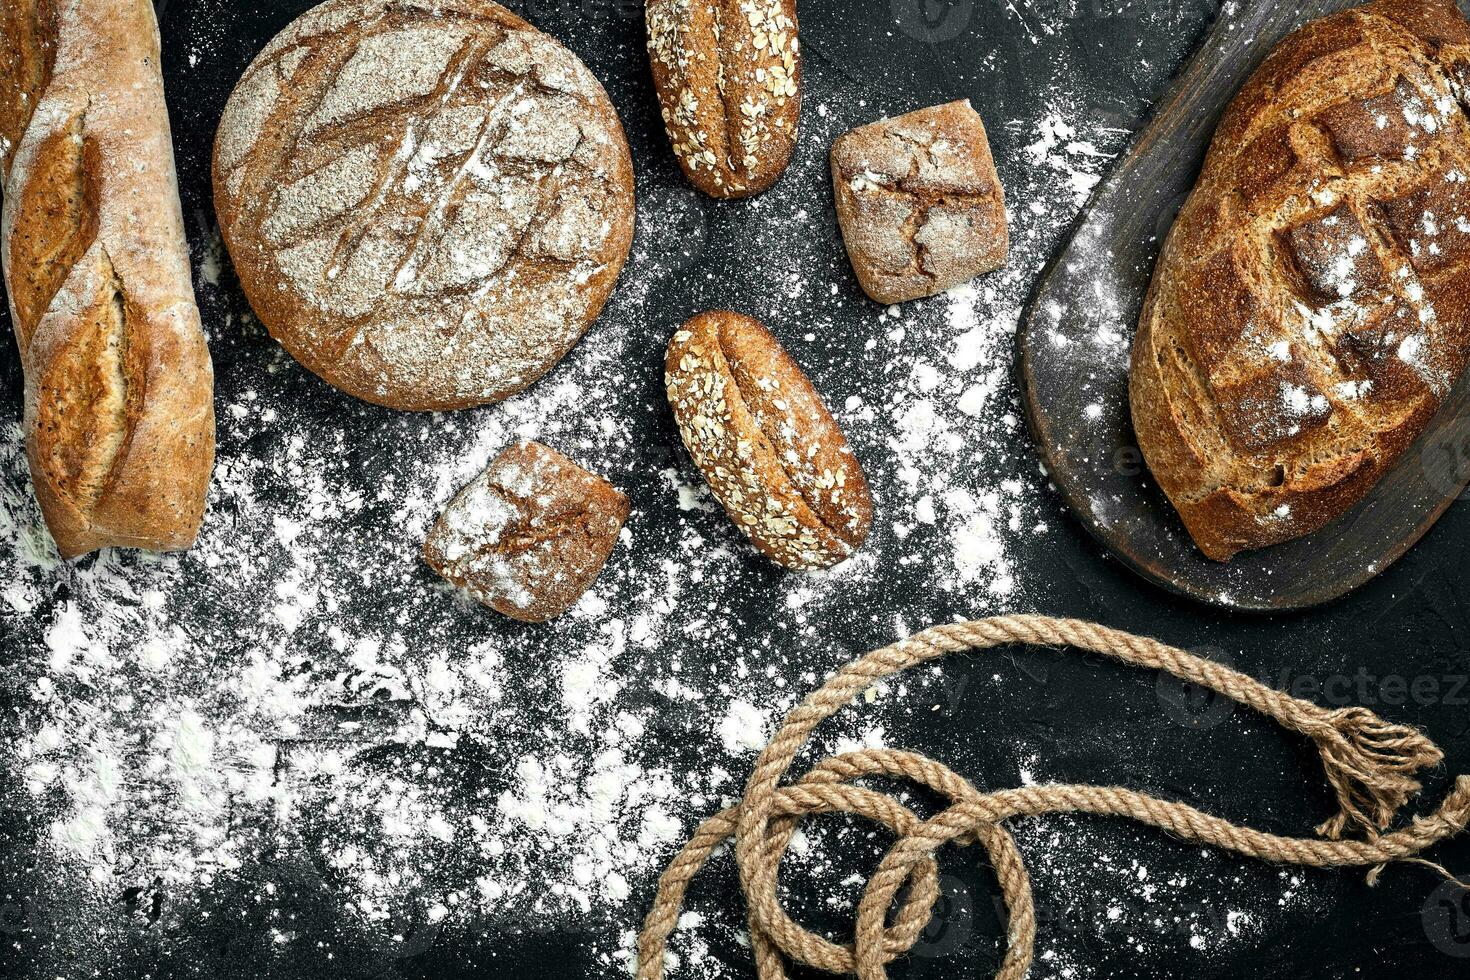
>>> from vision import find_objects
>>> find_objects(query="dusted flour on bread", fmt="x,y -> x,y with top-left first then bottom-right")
213,0 -> 635,411
1131,0 -> 1470,561
831,100 -> 1010,305
423,441 -> 629,622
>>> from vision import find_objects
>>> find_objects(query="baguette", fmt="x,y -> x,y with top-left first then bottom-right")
665,311 -> 871,570
1131,0 -> 1470,561
0,0 -> 214,558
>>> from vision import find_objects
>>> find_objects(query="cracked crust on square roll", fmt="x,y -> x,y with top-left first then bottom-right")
831,99 -> 1009,305
423,441 -> 629,623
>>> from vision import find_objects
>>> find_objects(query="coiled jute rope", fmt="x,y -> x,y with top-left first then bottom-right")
637,615 -> 1470,980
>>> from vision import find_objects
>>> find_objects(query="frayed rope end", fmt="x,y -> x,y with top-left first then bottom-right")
1311,707 -> 1445,840
1365,857 -> 1469,890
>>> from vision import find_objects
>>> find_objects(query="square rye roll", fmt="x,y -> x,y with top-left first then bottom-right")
831,100 -> 1009,305
424,442 -> 629,623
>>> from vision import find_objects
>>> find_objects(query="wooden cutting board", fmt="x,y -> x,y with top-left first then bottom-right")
1018,0 -> 1470,612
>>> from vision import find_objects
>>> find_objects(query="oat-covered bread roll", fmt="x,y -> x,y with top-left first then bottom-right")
665,311 -> 872,570
213,0 -> 635,411
424,441 -> 629,623
1132,0 -> 1470,562
831,100 -> 1009,305
646,0 -> 800,199
1,0 -> 215,558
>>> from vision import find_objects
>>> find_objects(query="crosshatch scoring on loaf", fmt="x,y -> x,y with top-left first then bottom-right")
1131,0 -> 1470,562
213,0 -> 636,411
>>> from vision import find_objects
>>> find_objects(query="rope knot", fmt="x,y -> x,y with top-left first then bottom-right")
637,617 -> 1469,980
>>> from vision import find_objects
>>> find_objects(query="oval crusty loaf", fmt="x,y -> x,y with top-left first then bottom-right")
665,311 -> 872,570
646,0 -> 800,199
1,0 -> 215,558
1131,0 -> 1470,562
213,0 -> 635,411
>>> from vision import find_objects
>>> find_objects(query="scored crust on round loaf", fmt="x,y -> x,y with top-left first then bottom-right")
423,440 -> 629,623
1131,0 -> 1470,562
646,0 -> 800,199
213,0 -> 635,411
665,311 -> 872,570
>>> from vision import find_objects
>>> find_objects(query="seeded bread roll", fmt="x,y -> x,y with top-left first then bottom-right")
665,311 -> 872,570
646,0 -> 800,199
1,0 -> 215,558
831,100 -> 1009,305
1131,0 -> 1470,562
213,0 -> 635,411
424,441 -> 629,623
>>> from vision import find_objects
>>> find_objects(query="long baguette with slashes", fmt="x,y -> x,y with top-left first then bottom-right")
1,0 -> 215,557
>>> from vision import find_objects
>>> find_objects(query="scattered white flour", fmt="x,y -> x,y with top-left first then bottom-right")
1025,113 -> 1121,206
0,4 -> 1318,980
0,112 -> 1049,976
717,700 -> 770,757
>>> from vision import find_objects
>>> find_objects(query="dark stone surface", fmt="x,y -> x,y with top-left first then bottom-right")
1,1 -> 1468,979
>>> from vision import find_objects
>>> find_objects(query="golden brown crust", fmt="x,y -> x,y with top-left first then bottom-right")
831,100 -> 1009,305
1131,0 -> 1470,562
1,0 -> 215,559
665,311 -> 872,570
423,441 -> 629,623
213,0 -> 636,411
646,0 -> 800,200
0,0 -> 58,181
